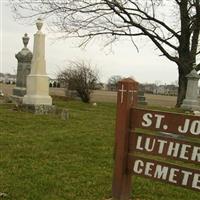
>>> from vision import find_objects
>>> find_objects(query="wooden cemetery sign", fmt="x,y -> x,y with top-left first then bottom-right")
111,78 -> 200,200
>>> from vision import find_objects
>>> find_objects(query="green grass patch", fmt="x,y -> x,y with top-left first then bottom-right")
0,100 -> 199,200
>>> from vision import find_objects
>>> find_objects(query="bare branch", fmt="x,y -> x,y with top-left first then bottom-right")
195,63 -> 200,71
8,0 -> 199,66
190,0 -> 200,62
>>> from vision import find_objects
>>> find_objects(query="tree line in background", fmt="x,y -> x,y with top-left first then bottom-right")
0,67 -> 189,103
107,75 -> 180,96
55,61 -> 181,103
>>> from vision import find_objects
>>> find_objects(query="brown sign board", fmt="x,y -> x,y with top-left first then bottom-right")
128,156 -> 200,192
131,108 -> 200,138
111,79 -> 200,200
129,132 -> 200,165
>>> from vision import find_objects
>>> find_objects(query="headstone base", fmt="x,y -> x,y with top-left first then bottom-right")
23,95 -> 52,105
13,87 -> 26,97
21,104 -> 55,114
19,104 -> 69,119
181,99 -> 200,111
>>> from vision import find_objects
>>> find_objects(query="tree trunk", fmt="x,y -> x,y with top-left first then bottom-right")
176,59 -> 193,107
176,71 -> 188,107
176,0 -> 191,107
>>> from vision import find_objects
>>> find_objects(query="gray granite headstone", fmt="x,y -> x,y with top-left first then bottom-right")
181,69 -> 200,111
138,84 -> 148,105
13,33 -> 33,97
137,90 -> 148,105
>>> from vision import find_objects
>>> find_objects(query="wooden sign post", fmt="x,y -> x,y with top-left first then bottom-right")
112,78 -> 138,200
111,79 -> 200,200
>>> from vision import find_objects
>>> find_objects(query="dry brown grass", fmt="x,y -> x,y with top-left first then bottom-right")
0,83 -> 177,107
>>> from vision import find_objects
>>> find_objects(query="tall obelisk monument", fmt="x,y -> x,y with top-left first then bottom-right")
23,18 -> 52,106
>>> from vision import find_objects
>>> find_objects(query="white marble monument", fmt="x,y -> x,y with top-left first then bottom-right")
181,69 -> 200,111
23,18 -> 52,106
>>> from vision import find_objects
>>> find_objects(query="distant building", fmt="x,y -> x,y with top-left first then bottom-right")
165,84 -> 178,96
141,84 -> 156,94
141,83 -> 178,96
153,84 -> 178,96
153,85 -> 166,95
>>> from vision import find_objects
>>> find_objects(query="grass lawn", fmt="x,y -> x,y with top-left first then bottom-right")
0,99 -> 199,200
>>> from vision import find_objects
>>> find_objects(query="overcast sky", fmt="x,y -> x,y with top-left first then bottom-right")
0,1 -> 179,84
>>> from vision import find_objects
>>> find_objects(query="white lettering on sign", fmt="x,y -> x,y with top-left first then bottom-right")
167,142 -> 180,158
142,113 -> 168,130
169,168 -> 179,183
178,119 -> 200,135
141,112 -> 200,136
135,135 -> 200,163
181,170 -> 192,186
133,160 -> 143,174
154,114 -> 165,128
136,136 -> 143,150
142,113 -> 152,127
157,139 -> 167,154
179,144 -> 191,160
136,136 -> 156,152
133,159 -> 200,190
191,147 -> 200,162
154,165 -> 168,180
178,119 -> 190,133
191,120 -> 200,135
145,138 -> 156,152
144,162 -> 154,177
193,174 -> 200,190
142,113 -> 166,129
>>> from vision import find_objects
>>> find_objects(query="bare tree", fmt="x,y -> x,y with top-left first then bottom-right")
107,75 -> 123,91
57,61 -> 99,103
9,0 -> 200,107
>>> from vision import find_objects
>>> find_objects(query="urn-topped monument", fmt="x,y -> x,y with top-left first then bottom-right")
13,33 -> 33,97
23,18 -> 52,106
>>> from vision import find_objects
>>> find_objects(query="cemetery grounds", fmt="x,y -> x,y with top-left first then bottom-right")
0,85 -> 199,199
